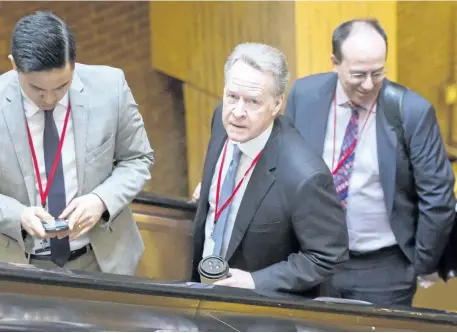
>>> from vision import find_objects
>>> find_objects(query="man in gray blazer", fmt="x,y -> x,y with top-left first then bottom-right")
0,11 -> 153,274
285,18 -> 456,305
191,43 -> 349,299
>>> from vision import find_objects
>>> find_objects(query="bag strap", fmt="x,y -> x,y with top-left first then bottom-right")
381,81 -> 409,156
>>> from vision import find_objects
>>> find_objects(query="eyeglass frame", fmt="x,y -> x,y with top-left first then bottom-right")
347,69 -> 387,84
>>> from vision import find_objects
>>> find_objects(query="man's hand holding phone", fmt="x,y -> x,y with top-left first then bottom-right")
20,206 -> 69,239
42,218 -> 69,233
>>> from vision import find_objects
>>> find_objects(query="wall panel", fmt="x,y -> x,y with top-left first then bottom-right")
183,84 -> 220,195
151,1 -> 296,97
149,1 -> 194,81
397,1 -> 456,156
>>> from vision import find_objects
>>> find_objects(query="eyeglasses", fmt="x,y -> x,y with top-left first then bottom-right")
348,70 -> 386,84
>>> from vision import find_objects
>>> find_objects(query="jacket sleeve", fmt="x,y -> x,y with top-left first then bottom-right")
403,94 -> 456,275
251,171 -> 349,292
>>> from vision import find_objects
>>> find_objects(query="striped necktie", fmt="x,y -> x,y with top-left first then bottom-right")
333,104 -> 359,209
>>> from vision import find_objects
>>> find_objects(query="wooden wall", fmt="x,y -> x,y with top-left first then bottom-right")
397,1 -> 457,157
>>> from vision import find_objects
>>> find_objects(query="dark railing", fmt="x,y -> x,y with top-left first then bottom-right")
133,191 -> 197,212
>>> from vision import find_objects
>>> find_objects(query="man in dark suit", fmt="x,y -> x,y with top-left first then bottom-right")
285,18 -> 456,306
191,43 -> 349,298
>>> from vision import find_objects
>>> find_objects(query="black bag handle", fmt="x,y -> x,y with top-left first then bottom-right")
382,81 -> 408,156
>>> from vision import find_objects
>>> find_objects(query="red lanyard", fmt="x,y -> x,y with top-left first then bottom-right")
26,102 -> 71,208
214,140 -> 262,223
331,94 -> 376,175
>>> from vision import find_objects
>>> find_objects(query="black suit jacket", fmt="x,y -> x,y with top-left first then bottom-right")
191,106 -> 349,298
285,72 -> 456,276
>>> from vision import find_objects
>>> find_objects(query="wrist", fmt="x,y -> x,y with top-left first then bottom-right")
91,193 -> 107,213
91,193 -> 110,222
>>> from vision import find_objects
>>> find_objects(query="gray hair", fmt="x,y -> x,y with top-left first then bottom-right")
224,43 -> 289,96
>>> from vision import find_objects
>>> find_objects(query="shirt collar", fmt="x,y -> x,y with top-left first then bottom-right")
229,122 -> 273,159
335,80 -> 377,112
21,89 -> 69,118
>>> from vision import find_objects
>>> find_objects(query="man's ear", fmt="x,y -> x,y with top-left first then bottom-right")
8,55 -> 17,71
272,94 -> 284,117
330,54 -> 339,73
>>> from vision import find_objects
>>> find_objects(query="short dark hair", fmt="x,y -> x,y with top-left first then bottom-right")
11,11 -> 76,72
332,18 -> 388,62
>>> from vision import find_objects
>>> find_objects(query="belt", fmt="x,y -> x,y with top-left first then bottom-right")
28,244 -> 92,261
349,245 -> 400,259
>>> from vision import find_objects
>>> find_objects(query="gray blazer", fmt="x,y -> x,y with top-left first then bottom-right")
286,72 -> 456,275
0,63 -> 153,275
191,107 -> 349,298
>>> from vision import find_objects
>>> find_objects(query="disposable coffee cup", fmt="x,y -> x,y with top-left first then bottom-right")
198,255 -> 229,284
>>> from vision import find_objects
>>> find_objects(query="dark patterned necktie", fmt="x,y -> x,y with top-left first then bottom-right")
43,109 -> 71,267
333,104 -> 359,209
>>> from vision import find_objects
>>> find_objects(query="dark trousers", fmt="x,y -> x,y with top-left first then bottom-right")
324,245 -> 417,307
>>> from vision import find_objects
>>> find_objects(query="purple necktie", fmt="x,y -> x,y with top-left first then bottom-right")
333,105 -> 359,209
43,109 -> 71,267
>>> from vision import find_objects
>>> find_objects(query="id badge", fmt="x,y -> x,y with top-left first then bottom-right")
34,238 -> 51,254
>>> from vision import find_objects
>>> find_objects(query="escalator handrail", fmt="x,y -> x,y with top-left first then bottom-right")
132,191 -> 197,212
1,262 -> 457,326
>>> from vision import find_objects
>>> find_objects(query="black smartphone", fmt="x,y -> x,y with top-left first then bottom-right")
42,219 -> 69,233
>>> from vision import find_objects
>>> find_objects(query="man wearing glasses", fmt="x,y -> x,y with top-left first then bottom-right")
285,18 -> 456,306
191,43 -> 349,299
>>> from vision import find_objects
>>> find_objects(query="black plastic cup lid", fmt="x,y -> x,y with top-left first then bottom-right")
198,255 -> 229,279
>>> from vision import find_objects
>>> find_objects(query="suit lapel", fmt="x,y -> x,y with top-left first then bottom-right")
69,72 -> 89,196
225,122 -> 278,261
304,73 -> 337,157
376,82 -> 397,217
3,78 -> 36,205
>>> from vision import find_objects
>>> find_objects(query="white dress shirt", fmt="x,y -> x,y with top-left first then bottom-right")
203,123 -> 273,258
322,81 -> 397,252
22,91 -> 90,254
